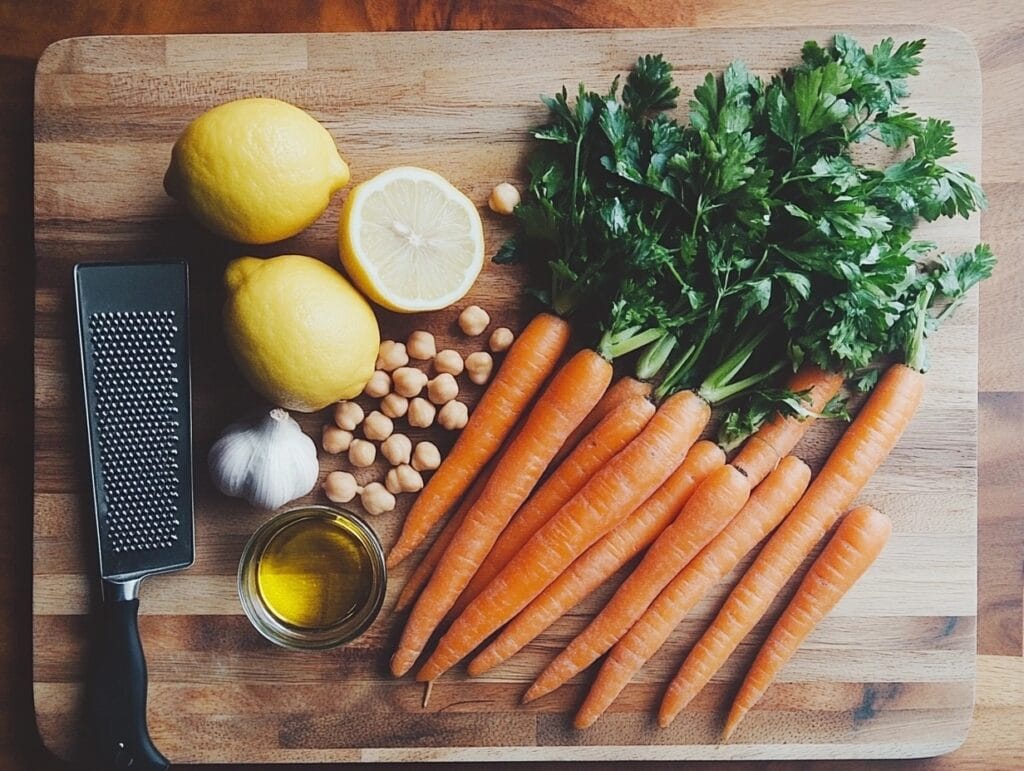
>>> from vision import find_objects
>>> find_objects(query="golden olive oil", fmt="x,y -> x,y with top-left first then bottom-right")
255,515 -> 374,630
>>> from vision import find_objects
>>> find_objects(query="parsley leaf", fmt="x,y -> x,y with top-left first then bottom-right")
501,34 -> 993,423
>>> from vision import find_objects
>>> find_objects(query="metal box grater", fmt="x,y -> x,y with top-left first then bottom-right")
74,262 -> 194,771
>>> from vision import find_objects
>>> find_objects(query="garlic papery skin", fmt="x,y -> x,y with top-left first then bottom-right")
209,408 -> 319,510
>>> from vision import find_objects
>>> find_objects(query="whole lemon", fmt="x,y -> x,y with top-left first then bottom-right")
223,255 -> 379,412
164,98 -> 350,244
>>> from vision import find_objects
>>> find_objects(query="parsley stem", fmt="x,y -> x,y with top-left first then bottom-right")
599,326 -> 666,360
654,341 -> 700,401
636,333 -> 677,380
552,284 -> 582,318
701,324 -> 772,392
770,172 -> 816,197
904,282 -> 934,373
698,361 -> 786,406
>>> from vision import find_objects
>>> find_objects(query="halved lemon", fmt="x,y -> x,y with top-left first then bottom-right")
339,166 -> 485,312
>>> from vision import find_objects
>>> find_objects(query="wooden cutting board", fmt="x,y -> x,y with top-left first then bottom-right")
33,27 -> 981,763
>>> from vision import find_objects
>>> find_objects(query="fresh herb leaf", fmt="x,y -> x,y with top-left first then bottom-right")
717,385 -> 848,450
623,54 -> 680,115
504,34 -> 993,412
493,235 -> 521,264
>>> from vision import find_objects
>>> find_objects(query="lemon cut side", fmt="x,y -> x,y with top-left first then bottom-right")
339,167 -> 484,312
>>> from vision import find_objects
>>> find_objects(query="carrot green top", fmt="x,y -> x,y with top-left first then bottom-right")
496,34 -> 994,435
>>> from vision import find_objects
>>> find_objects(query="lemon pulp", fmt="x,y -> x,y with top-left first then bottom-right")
255,516 -> 372,629
339,166 -> 484,312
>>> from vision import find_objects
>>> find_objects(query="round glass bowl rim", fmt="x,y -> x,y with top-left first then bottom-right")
237,504 -> 387,651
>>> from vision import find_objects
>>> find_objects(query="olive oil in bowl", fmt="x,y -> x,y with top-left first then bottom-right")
238,506 -> 386,650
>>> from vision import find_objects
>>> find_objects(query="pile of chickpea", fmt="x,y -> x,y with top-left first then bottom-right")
321,305 -> 515,516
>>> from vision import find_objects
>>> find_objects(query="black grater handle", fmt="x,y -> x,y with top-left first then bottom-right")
85,597 -> 169,771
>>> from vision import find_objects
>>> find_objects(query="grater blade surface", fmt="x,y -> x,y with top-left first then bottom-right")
75,262 -> 194,584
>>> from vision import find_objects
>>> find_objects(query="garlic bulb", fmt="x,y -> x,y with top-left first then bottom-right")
209,409 -> 318,510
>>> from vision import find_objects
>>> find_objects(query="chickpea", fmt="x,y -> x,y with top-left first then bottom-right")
363,410 -> 394,441
406,330 -> 437,361
489,327 -> 514,353
379,392 -> 409,419
321,424 -> 353,455
397,464 -> 424,493
323,471 -> 360,504
386,464 -> 424,495
348,438 -> 376,468
384,467 -> 403,495
427,373 -> 459,405
488,182 -> 521,215
412,441 -> 441,472
465,351 -> 494,385
407,397 -> 436,428
334,401 -> 365,431
364,370 -> 392,399
433,348 -> 464,377
392,366 -> 428,398
438,400 -> 469,431
458,305 -> 490,337
376,340 -> 409,372
381,433 -> 412,466
360,482 -> 396,516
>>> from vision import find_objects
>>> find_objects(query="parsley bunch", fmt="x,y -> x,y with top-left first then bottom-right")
498,35 -> 994,442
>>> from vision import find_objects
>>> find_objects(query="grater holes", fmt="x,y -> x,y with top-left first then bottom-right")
89,310 -> 184,553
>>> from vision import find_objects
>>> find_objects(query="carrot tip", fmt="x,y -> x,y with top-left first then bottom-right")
573,712 -> 597,730
386,550 -> 407,569
390,651 -> 415,678
415,666 -> 437,682
524,681 -> 553,702
722,708 -> 743,741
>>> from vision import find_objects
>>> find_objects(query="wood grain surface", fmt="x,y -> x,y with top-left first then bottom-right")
1,2 -> 1021,771
31,26 -> 984,764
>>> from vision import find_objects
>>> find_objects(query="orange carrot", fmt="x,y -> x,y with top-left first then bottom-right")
387,313 -> 571,568
573,456 -> 811,728
731,365 -> 844,485
416,390 -> 711,682
658,363 -> 923,727
723,505 -> 891,740
451,396 -> 656,619
395,419 -> 531,613
552,376 -> 652,468
391,349 -> 613,676
469,439 -> 725,677
522,462 -> 751,703
393,460 -> 492,613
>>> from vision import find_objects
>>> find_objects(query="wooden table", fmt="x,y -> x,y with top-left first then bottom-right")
1,2 -> 1020,769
